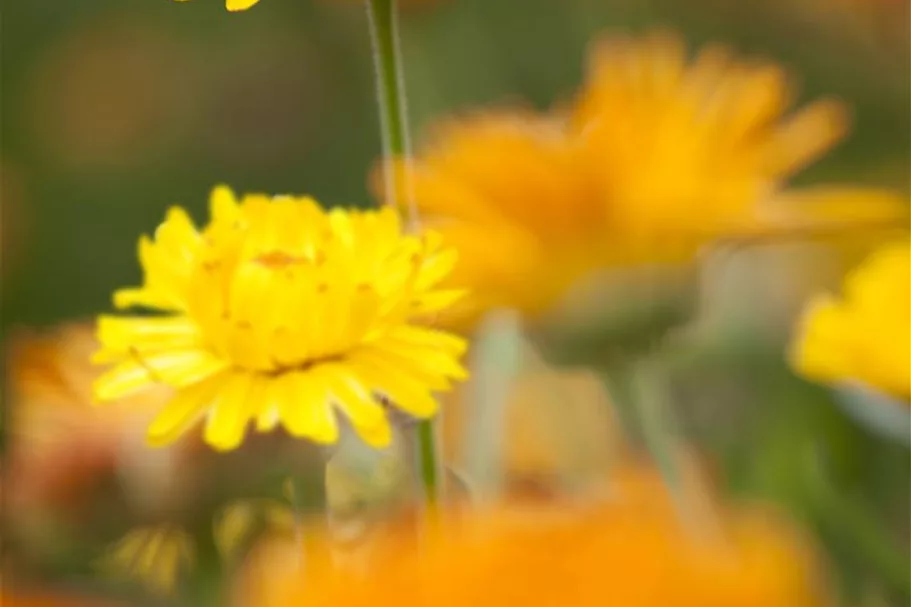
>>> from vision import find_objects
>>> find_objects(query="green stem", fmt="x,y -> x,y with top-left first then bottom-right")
631,359 -> 682,495
365,0 -> 438,512
601,353 -> 683,502
807,451 -> 911,597
599,358 -> 642,445
365,0 -> 418,228
416,418 -> 441,510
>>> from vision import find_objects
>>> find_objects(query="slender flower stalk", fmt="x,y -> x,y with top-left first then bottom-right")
364,0 -> 441,512
600,352 -> 686,514
364,0 -> 419,230
629,358 -> 682,500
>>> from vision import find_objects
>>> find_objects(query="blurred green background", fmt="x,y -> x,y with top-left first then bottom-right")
1,0 -> 909,604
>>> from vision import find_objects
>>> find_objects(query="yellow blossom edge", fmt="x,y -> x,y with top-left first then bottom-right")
792,239 -> 911,401
93,185 -> 469,451
173,0 -> 262,12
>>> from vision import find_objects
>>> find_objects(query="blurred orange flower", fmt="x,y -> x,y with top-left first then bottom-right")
242,463 -> 829,607
4,323 -> 187,518
380,31 -> 906,324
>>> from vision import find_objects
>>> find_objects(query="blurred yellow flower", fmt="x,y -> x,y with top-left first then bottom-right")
174,0 -> 260,11
95,525 -> 194,596
381,31 -> 906,322
243,464 -> 829,607
94,186 -> 467,451
792,239 -> 910,400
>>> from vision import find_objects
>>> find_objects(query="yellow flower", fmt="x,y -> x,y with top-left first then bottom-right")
241,464 -> 829,607
93,186 -> 467,451
792,239 -> 910,400
95,525 -> 194,596
173,0 -> 260,11
382,31 -> 906,322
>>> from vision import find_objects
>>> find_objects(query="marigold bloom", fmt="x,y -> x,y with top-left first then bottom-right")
792,239 -> 910,400
243,465 -> 829,607
384,32 -> 906,321
173,0 -> 260,11
93,186 -> 466,451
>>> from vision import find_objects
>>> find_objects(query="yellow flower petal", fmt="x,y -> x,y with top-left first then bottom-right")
147,371 -> 229,447
97,315 -> 200,354
205,373 -> 257,451
410,289 -> 468,315
351,348 -> 452,392
138,348 -> 229,387
114,287 -> 183,312
385,324 -> 469,356
277,371 -> 339,444
322,365 -> 386,428
210,184 -> 241,222
94,359 -> 155,401
368,341 -> 469,382
227,0 -> 261,10
347,355 -> 440,418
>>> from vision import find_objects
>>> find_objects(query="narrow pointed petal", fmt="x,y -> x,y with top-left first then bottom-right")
278,371 -> 339,444
147,371 -> 228,447
204,373 -> 255,451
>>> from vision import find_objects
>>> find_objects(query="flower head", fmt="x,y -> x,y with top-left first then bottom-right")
572,32 -> 880,245
792,239 -> 910,400
383,31 -> 906,322
94,186 -> 467,451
